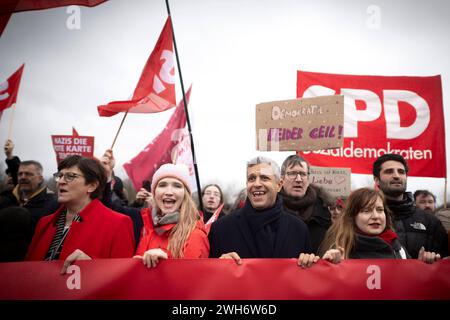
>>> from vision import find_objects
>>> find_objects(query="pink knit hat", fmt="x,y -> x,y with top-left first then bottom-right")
151,163 -> 192,194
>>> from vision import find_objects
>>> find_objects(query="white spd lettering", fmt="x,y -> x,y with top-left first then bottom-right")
303,85 -> 430,140
153,49 -> 175,94
0,80 -> 9,101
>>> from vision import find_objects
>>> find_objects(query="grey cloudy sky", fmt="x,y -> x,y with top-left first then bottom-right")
1,0 -> 450,202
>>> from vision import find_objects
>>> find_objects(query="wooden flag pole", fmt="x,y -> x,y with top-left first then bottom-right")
7,103 -> 16,140
110,110 -> 128,150
166,0 -> 204,212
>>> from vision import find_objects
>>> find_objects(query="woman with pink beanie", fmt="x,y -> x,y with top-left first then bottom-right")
134,163 -> 210,267
100,150 -> 209,268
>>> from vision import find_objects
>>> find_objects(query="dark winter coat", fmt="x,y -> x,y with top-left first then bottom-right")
209,197 -> 312,258
387,192 -> 448,258
280,185 -> 332,254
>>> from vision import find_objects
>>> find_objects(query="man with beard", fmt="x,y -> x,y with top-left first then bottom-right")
278,155 -> 333,253
0,160 -> 58,233
373,154 -> 448,258
413,190 -> 436,214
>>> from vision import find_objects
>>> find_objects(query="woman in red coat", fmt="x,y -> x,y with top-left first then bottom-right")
26,156 -> 135,273
133,163 -> 210,267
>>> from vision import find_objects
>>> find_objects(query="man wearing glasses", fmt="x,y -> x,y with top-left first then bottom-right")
279,155 -> 333,253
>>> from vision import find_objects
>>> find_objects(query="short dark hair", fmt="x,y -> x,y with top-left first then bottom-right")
19,160 -> 43,175
281,154 -> 310,176
201,184 -> 224,204
58,156 -> 106,199
414,190 -> 436,202
372,154 -> 409,179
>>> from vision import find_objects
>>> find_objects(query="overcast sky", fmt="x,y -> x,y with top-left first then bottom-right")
1,0 -> 449,203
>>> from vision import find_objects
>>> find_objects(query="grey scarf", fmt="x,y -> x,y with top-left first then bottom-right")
151,207 -> 180,235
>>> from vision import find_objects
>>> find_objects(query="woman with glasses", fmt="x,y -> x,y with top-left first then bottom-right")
319,188 -> 441,264
26,155 -> 135,273
200,184 -> 226,229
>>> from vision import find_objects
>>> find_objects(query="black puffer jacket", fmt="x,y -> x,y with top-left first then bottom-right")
280,185 -> 332,254
387,192 -> 448,258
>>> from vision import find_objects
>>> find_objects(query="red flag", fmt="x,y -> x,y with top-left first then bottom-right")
98,17 -> 176,117
123,87 -> 191,191
297,70 -> 446,178
0,1 -> 107,36
0,64 -> 24,113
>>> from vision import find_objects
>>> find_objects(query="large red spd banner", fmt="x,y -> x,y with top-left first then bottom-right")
297,70 -> 446,178
0,259 -> 449,300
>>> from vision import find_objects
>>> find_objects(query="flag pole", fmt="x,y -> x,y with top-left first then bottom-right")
165,0 -> 204,211
110,110 -> 128,150
7,103 -> 16,140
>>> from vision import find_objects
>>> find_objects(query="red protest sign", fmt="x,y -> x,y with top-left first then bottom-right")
51,128 -> 94,164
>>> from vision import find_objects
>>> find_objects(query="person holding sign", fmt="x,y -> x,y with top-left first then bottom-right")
26,155 -> 135,274
209,157 -> 316,267
319,188 -> 441,264
279,155 -> 333,253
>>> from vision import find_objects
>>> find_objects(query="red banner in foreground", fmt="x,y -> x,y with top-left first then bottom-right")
0,259 -> 449,300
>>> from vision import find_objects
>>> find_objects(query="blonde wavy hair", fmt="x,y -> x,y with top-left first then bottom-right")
319,188 -> 394,259
165,187 -> 201,258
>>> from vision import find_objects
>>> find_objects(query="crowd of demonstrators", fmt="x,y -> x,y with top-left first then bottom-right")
319,188 -> 441,264
414,189 -> 436,213
372,154 -> 448,258
278,155 -> 333,253
100,150 -> 209,268
0,140 -> 59,233
208,156 -> 317,268
26,155 -> 135,273
1,138 -> 449,270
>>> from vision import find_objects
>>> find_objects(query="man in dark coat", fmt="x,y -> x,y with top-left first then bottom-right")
279,155 -> 333,253
0,160 -> 58,232
209,156 -> 316,267
373,153 -> 448,258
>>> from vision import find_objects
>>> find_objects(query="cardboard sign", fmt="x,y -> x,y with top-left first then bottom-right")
51,128 -> 94,164
309,166 -> 351,197
256,95 -> 344,151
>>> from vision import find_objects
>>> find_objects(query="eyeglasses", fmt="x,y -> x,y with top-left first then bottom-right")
285,171 -> 308,180
53,172 -> 84,182
204,191 -> 221,198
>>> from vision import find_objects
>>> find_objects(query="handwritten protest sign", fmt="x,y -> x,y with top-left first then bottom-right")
51,128 -> 94,164
309,166 -> 351,197
256,95 -> 344,151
